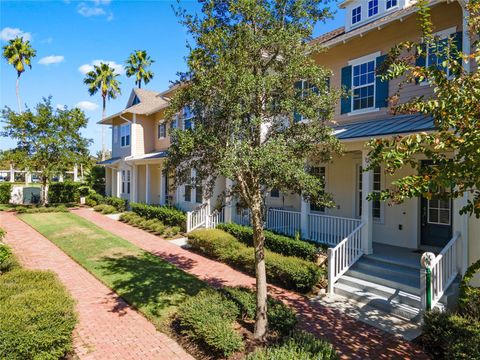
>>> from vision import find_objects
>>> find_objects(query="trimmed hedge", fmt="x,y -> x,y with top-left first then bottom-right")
177,289 -> 244,357
94,204 -> 117,214
131,202 -> 186,230
119,212 -> 181,238
422,311 -> 480,359
85,193 -> 104,207
458,258 -> 480,320
104,196 -> 127,212
187,229 -> 323,292
48,182 -> 81,204
0,244 -> 17,273
0,183 -> 12,204
217,223 -> 319,261
246,331 -> 338,360
16,205 -> 69,214
0,269 -> 77,359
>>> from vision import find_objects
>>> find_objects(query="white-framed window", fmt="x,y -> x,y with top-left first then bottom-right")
368,0 -> 378,17
120,124 -> 131,147
158,122 -> 166,139
425,27 -> 457,78
349,52 -> 378,112
183,106 -> 194,130
121,170 -> 131,194
170,116 -> 178,132
184,185 -> 192,202
386,0 -> 398,10
352,6 -> 361,25
310,166 -> 326,213
427,196 -> 451,225
294,80 -> 318,122
357,165 -> 383,222
195,185 -> 203,203
270,189 -> 280,198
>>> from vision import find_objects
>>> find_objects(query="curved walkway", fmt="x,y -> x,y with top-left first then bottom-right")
73,208 -> 430,360
0,212 -> 193,360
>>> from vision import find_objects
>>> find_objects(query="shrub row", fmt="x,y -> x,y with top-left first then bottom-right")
422,311 -> 480,359
187,229 -> 323,292
85,192 -> 104,207
217,223 -> 319,261
131,202 -> 186,230
176,287 -> 297,358
85,193 -> 127,212
458,258 -> 480,321
0,241 -> 17,273
48,182 -> 82,204
0,183 -> 12,204
120,212 -> 181,238
94,204 -> 117,214
246,330 -> 338,360
16,205 -> 70,214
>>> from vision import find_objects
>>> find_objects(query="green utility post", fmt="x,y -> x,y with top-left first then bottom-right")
426,267 -> 432,311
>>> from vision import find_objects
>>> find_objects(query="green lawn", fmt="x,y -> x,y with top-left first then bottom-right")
20,212 -> 206,329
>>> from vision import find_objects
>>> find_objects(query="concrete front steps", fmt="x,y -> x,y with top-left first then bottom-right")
333,254 -> 459,325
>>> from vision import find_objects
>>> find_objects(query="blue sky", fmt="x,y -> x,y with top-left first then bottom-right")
1,0 -> 345,155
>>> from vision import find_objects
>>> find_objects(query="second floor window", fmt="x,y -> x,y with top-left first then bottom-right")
183,106 -> 194,130
386,0 -> 397,9
158,123 -> 166,139
352,6 -> 361,25
352,60 -> 375,111
120,124 -> 131,147
368,0 -> 378,17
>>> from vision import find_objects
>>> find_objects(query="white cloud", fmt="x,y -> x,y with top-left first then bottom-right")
76,101 -> 99,111
56,104 -> 65,110
93,0 -> 111,5
38,55 -> 64,65
41,37 -> 53,44
0,27 -> 32,42
76,1 -> 112,19
78,59 -> 124,75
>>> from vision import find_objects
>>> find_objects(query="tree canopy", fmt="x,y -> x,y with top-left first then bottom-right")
125,50 -> 155,88
367,0 -> 480,218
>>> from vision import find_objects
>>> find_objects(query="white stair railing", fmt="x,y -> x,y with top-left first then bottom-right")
266,208 -> 301,237
186,203 -> 208,232
233,208 -> 251,226
327,222 -> 365,293
208,207 -> 225,228
424,232 -> 461,309
309,213 -> 361,246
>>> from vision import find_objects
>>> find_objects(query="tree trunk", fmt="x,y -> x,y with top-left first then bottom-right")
16,73 -> 22,113
251,191 -> 268,340
40,178 -> 49,206
101,97 -> 106,161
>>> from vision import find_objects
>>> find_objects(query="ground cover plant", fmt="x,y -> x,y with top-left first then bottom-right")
187,229 -> 323,292
119,211 -> 181,238
20,212 -> 205,329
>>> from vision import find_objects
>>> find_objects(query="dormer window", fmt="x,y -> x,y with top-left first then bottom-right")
352,6 -> 361,25
132,95 -> 140,106
386,0 -> 398,9
368,0 -> 378,17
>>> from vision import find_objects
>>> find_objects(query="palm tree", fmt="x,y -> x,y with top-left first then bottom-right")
2,37 -> 36,112
83,63 -> 121,161
125,50 -> 154,88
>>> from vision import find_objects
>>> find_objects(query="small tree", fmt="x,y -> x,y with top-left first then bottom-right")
1,97 -> 91,204
367,0 -> 480,218
167,0 -> 341,340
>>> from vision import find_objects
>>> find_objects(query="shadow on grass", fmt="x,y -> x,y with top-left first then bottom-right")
97,251 -> 206,326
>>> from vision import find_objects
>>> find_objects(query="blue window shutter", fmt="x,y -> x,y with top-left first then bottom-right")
453,31 -> 463,57
375,55 -> 389,109
340,66 -> 352,114
415,43 -> 427,67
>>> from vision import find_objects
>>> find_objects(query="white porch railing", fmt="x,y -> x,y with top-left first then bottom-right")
425,232 -> 461,309
266,208 -> 301,237
186,203 -> 208,232
327,223 -> 365,293
308,213 -> 361,246
208,207 -> 225,229
233,209 -> 251,226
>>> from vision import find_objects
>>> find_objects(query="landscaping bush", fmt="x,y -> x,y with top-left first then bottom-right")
0,269 -> 77,359
0,244 -> 17,273
15,205 -> 69,214
217,223 -> 319,261
458,259 -> 480,321
48,181 -> 81,204
222,287 -> 297,336
85,192 -> 104,207
177,288 -> 244,357
0,183 -> 12,204
94,204 -> 117,214
422,310 -> 480,359
188,229 -> 323,292
246,331 -> 338,360
119,212 -> 180,238
131,202 -> 186,230
104,196 -> 127,212
78,185 -> 92,197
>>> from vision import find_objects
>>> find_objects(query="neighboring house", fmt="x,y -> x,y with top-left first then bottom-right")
99,0 -> 479,328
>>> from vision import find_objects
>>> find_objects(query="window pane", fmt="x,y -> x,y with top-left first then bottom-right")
429,208 -> 438,223
439,210 -> 450,224
195,186 -> 203,203
270,189 -> 280,198
185,185 -> 191,202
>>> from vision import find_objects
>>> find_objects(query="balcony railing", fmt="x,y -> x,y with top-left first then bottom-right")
266,208 -> 301,237
308,213 -> 361,246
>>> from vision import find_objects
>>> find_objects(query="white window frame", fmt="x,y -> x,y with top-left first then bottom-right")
158,122 -> 166,139
351,6 -> 361,25
368,0 -> 378,17
421,26 -> 457,84
386,0 -> 398,10
120,123 -> 131,148
356,164 -> 384,223
121,169 -> 131,194
183,106 -> 194,130
348,52 -> 380,116
184,184 -> 192,202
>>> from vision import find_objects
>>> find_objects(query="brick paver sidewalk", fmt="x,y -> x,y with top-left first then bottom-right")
73,208 -> 430,360
0,212 -> 193,360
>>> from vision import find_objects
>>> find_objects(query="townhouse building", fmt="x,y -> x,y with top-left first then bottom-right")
99,0 -> 479,331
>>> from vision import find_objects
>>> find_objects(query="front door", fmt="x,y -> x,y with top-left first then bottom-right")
420,194 -> 452,247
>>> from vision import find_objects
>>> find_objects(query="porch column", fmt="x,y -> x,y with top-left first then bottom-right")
116,169 -> 121,197
300,193 -> 310,239
131,165 -> 137,203
361,149 -> 373,255
25,171 -> 32,185
145,164 -> 150,204
224,178 -> 233,223
9,163 -> 14,183
59,173 -> 64,182
453,193 -> 469,275
73,165 -> 78,182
